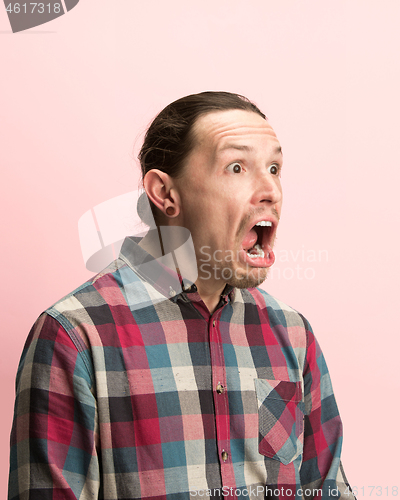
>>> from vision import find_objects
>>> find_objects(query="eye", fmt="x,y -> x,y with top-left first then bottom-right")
226,162 -> 243,174
268,163 -> 280,175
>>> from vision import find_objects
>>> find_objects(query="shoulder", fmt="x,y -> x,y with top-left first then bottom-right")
38,258 -> 134,344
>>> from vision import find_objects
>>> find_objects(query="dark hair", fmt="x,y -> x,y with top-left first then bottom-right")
137,91 -> 266,224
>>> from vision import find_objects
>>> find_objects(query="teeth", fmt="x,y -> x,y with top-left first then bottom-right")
255,221 -> 272,227
247,244 -> 265,259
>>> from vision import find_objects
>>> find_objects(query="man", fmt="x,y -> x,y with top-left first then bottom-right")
9,92 -> 354,499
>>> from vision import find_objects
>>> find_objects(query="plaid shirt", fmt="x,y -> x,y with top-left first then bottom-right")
9,236 -> 354,500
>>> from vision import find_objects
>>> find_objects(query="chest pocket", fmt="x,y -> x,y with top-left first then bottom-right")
254,379 -> 304,465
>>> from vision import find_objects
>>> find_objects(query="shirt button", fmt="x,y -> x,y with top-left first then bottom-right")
169,287 -> 176,297
216,384 -> 224,394
221,451 -> 228,462
212,320 -> 216,327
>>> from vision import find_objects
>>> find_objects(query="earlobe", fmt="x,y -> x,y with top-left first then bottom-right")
166,206 -> 176,217
143,169 -> 180,218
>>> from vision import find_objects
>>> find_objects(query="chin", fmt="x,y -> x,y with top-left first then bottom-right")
226,266 -> 269,289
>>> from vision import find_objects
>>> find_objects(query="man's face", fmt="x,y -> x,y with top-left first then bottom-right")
174,109 -> 283,289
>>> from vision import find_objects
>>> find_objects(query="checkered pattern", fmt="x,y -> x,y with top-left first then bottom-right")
9,237 -> 354,499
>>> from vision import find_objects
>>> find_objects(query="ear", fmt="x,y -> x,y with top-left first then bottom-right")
143,169 -> 181,217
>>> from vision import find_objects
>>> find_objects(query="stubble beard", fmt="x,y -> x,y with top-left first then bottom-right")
196,209 -> 278,289
223,213 -> 275,289
223,260 -> 269,289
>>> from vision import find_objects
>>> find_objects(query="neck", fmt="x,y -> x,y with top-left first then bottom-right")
138,227 -> 164,258
139,228 -> 228,314
195,273 -> 227,314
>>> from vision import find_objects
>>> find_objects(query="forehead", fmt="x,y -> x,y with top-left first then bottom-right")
191,109 -> 280,157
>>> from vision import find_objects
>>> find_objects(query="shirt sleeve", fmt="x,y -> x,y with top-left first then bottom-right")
300,316 -> 355,499
8,313 -> 100,500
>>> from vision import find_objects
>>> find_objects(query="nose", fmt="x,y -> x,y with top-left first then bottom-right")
253,170 -> 282,207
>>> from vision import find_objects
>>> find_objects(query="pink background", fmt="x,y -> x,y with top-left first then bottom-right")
1,0 -> 399,496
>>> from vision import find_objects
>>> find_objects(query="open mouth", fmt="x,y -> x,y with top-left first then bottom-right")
240,220 -> 276,267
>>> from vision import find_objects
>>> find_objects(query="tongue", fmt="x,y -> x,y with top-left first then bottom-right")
242,228 -> 258,250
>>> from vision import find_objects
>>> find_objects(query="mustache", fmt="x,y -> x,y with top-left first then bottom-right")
237,208 -> 280,238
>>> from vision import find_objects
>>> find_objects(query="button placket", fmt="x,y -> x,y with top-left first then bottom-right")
209,311 -> 234,486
